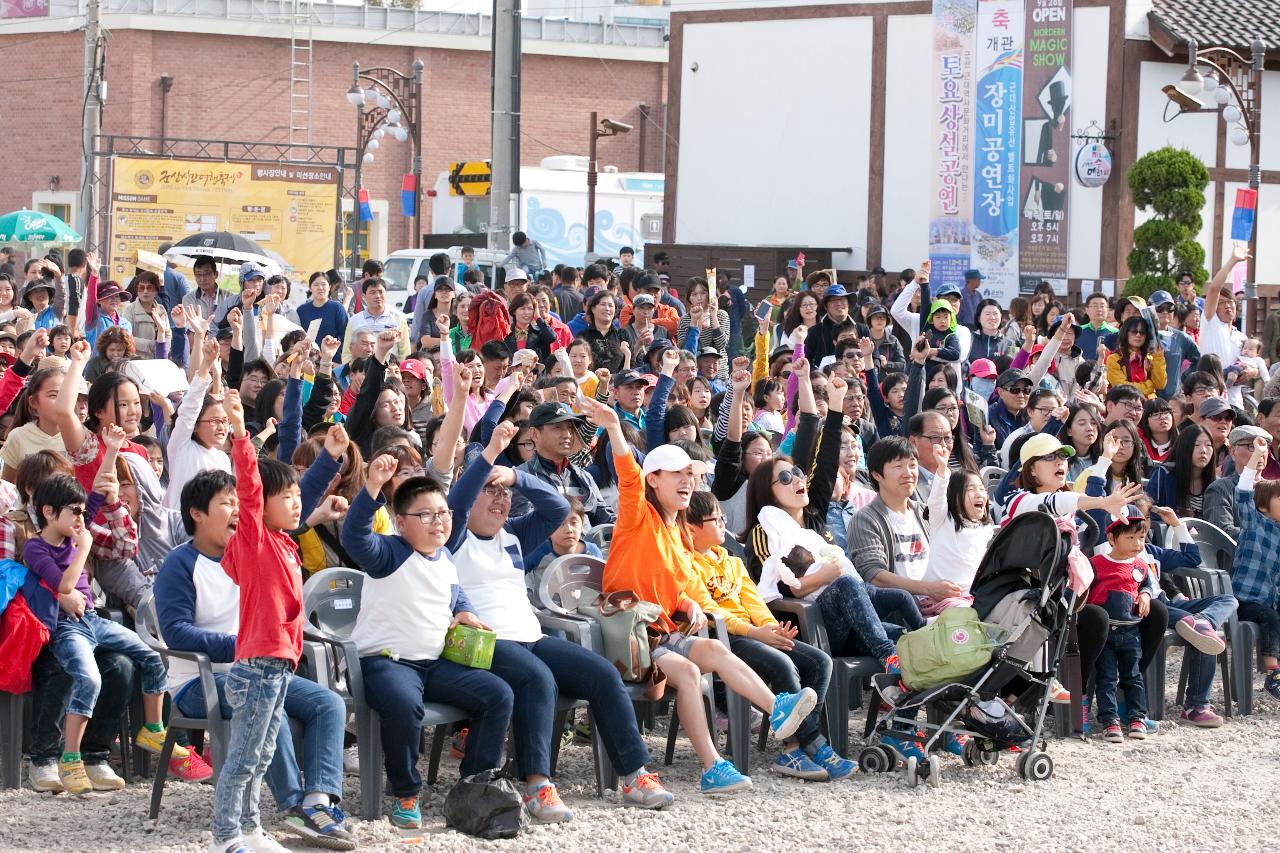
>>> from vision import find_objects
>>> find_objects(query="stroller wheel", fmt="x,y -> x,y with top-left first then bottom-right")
963,741 -> 1001,767
1017,750 -> 1054,782
926,755 -> 942,788
904,756 -> 919,788
859,745 -> 896,774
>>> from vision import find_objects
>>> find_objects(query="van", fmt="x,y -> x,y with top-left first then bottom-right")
381,247 -> 509,311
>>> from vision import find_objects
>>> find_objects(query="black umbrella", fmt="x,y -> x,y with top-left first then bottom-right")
163,231 -> 281,274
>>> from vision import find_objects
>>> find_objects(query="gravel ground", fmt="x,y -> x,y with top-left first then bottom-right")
2,650 -> 1277,853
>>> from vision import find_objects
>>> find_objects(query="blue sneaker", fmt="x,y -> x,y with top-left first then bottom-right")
390,795 -> 422,829
769,688 -> 817,741
771,748 -> 828,781
811,743 -> 857,780
1265,669 -> 1280,701
880,733 -> 925,762
942,732 -> 968,756
698,758 -> 752,794
1081,696 -> 1091,735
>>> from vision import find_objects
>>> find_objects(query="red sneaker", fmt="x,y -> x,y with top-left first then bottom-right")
450,728 -> 469,760
170,749 -> 213,783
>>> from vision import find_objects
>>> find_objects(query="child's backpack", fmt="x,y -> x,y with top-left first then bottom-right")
896,606 -> 1005,692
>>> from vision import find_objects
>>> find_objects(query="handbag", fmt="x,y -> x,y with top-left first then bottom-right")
0,593 -> 50,693
577,590 -> 667,700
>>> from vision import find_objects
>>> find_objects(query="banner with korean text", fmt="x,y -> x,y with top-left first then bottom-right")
971,0 -> 1023,303
1017,0 -> 1072,292
929,0 -> 977,291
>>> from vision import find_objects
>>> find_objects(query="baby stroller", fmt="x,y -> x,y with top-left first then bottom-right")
858,510 -> 1083,787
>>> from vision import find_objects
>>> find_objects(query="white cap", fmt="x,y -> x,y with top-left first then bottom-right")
641,444 -> 709,477
505,267 -> 529,282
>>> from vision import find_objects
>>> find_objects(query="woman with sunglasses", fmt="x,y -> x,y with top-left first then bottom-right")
1105,317 -> 1166,399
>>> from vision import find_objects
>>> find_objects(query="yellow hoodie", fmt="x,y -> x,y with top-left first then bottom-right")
687,545 -> 777,636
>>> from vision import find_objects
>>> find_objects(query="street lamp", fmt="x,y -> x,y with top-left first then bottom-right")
1164,36 -> 1267,332
586,112 -> 633,254
347,59 -> 425,281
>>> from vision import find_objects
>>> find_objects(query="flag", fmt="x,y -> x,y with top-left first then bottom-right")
358,188 -> 373,223
1231,187 -> 1257,242
400,174 -> 417,218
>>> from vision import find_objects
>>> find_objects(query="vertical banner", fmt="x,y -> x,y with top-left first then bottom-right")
971,0 -> 1024,303
1018,0 -> 1072,292
929,0 -> 978,289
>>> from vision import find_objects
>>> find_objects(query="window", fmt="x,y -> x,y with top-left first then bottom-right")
341,211 -> 370,271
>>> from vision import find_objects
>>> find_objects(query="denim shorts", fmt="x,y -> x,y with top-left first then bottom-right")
651,631 -> 696,660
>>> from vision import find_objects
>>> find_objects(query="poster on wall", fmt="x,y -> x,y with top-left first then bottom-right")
971,0 -> 1023,303
928,0 -> 978,291
1,0 -> 48,18
107,156 -> 340,281
1017,0 -> 1072,293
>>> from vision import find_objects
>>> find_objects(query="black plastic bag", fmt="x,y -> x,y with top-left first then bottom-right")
443,768 -> 525,839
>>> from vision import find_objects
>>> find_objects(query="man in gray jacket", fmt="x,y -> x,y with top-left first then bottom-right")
1203,426 -> 1268,539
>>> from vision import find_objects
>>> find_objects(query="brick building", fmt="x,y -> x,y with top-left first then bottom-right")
0,1 -> 668,269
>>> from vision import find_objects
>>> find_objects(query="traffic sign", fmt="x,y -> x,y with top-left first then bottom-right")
448,161 -> 492,197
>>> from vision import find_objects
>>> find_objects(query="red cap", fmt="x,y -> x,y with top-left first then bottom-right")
399,358 -> 428,381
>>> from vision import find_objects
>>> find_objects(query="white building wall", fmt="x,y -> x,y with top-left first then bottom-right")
881,13 -> 934,273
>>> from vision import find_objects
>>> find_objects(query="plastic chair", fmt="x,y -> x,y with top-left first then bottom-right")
1184,518 -> 1257,713
301,568 -> 469,821
582,523 -> 615,556
537,554 -> 605,616
980,465 -> 1007,499
134,594 -> 230,819
0,690 -> 25,790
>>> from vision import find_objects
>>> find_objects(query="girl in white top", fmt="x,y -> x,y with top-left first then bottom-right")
923,462 -> 994,611
164,334 -> 232,510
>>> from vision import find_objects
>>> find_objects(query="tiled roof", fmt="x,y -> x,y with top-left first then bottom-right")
1148,0 -> 1276,54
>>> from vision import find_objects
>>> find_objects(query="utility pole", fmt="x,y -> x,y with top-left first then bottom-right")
79,0 -> 103,251
488,0 -> 520,252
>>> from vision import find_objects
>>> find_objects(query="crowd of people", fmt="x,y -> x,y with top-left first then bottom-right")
1,238 -> 1277,853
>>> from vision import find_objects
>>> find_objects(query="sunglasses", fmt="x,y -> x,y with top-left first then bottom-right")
1207,413 -> 1236,423
773,465 -> 806,486
1005,385 -> 1033,396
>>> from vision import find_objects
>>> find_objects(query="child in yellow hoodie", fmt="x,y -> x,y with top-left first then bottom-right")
685,490 -> 857,782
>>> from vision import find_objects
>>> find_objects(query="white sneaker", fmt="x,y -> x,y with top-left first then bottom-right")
28,762 -> 63,793
84,762 -> 126,791
343,745 -> 360,776
242,826 -> 290,853
209,839 -> 251,853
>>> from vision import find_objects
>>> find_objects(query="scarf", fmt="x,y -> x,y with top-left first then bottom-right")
757,505 -> 855,603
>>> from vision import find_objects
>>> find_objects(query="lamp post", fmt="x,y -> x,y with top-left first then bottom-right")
346,59 -> 425,282
586,112 -> 632,255
1165,37 -> 1267,333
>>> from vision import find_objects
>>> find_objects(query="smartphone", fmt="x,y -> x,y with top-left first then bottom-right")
795,252 -> 806,267
754,300 -> 773,321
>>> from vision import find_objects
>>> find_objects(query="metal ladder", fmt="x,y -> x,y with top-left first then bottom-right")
288,0 -> 315,145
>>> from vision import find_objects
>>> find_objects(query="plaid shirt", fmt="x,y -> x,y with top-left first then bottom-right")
90,499 -> 139,562
1233,470 -> 1280,609
0,515 -> 15,562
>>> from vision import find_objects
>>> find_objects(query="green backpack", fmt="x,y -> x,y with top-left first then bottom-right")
896,606 -> 1005,692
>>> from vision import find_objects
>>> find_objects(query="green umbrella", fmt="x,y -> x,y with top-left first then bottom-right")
0,209 -> 82,243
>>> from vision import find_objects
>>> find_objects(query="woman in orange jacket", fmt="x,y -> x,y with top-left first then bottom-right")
1104,316 -> 1166,399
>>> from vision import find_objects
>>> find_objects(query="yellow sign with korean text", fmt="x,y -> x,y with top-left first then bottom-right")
107,156 -> 340,280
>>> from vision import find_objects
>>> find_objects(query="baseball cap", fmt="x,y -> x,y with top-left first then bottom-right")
963,269 -> 986,280
935,283 -> 961,298
238,261 -> 267,284
969,358 -> 997,379
633,293 -> 656,307
399,359 -> 428,381
1198,397 -> 1234,420
504,267 -> 529,283
864,303 -> 889,320
528,401 -> 585,428
610,369 -> 652,388
1106,504 -> 1146,535
641,444 -> 709,477
697,346 -> 720,359
1148,290 -> 1174,308
997,368 -> 1031,389
1229,425 -> 1270,446
1019,433 -> 1075,465
821,283 -> 850,306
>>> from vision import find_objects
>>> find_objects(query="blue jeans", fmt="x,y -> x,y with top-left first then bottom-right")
1167,594 -> 1238,708
730,635 -> 831,748
176,670 -> 345,810
1096,625 -> 1146,725
488,635 -> 651,779
211,658 -> 293,843
815,574 -> 898,662
29,646 -> 136,767
869,586 -> 927,637
49,609 -> 167,717
1237,601 -> 1280,659
360,654 -> 513,798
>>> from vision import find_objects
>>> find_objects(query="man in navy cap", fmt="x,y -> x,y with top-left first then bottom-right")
806,283 -> 853,365
958,269 -> 985,328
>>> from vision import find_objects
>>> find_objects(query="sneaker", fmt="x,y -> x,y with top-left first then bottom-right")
942,732 -> 969,756
749,707 -> 764,735
698,758 -> 752,794
84,762 -> 126,791
523,782 -> 573,823
1181,705 -> 1224,728
1081,696 -> 1092,735
620,772 -> 674,809
342,746 -> 359,777
391,796 -> 422,829
242,826 -> 290,853
1140,718 -> 1159,734
1102,722 -> 1124,743
449,728 -> 469,760
58,758 -> 92,795
209,839 -> 251,853
771,747 -> 829,781
1176,615 -> 1227,656
283,804 -> 357,851
1048,679 -> 1071,704
1265,669 -> 1280,701
810,743 -> 857,780
1127,720 -> 1148,740
885,654 -> 901,675
768,688 -> 818,741
135,726 -> 187,757
28,762 -> 63,793
880,734 -> 925,762
170,750 -> 214,783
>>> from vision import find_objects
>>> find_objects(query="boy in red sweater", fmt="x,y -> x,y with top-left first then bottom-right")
1088,506 -> 1154,745
210,389 -> 305,853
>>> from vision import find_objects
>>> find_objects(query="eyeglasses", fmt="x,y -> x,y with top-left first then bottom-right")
934,404 -> 959,415
1036,450 -> 1072,462
922,433 -> 954,446
1148,410 -> 1173,418
198,417 -> 230,427
515,441 -> 535,450
773,465 -> 806,486
1031,406 -> 1056,415
1112,437 -> 1135,447
399,509 -> 451,525
481,484 -> 512,499
696,515 -> 726,527
1119,400 -> 1144,411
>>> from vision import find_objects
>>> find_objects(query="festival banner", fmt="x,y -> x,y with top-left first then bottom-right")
1017,0 -> 1072,292
928,0 -> 978,290
971,0 -> 1023,303
108,156 -> 340,280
